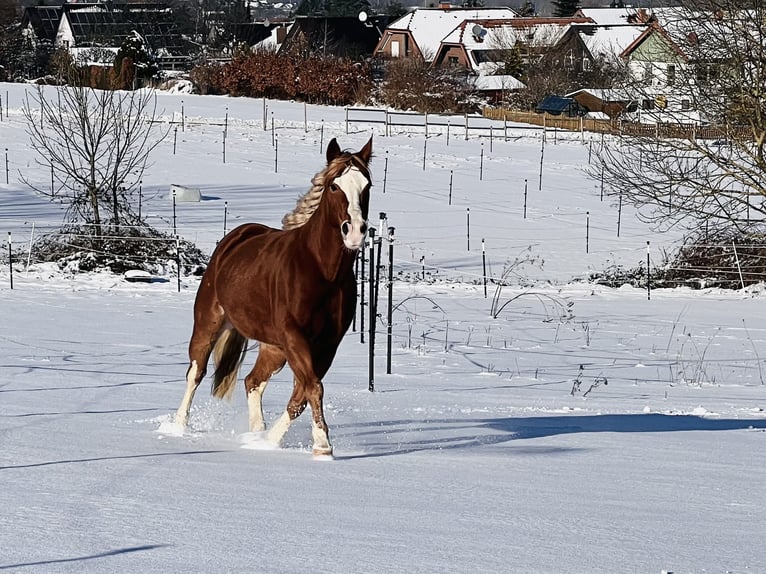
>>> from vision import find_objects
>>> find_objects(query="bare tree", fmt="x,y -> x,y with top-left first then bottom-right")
593,0 -> 766,233
22,81 -> 169,236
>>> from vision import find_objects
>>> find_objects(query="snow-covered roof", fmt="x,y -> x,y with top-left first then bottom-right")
442,17 -> 589,51
575,7 -> 641,26
574,24 -> 649,59
566,88 -> 633,102
471,73 -> 524,91
387,7 -> 517,59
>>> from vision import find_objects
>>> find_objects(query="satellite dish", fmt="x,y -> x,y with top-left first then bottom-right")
471,24 -> 487,41
358,11 -> 369,23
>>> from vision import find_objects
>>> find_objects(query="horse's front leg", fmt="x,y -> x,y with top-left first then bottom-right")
270,329 -> 333,458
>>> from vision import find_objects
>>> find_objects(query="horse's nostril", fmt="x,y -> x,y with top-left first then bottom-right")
360,223 -> 368,235
341,221 -> 350,235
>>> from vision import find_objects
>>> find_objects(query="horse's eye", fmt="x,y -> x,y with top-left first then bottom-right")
330,183 -> 339,193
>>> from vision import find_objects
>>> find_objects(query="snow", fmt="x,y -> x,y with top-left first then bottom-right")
1,82 -> 765,573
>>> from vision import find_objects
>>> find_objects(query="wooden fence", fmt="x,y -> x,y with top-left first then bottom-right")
482,108 -> 749,141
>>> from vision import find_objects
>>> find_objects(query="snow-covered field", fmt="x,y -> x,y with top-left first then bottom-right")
1,83 -> 765,573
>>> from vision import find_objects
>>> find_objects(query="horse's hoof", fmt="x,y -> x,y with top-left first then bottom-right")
239,432 -> 280,450
157,419 -> 186,437
312,448 -> 334,461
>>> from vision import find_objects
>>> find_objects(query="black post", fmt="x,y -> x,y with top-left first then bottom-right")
448,170 -> 453,206
447,121 -> 450,146
222,130 -> 226,164
172,191 -> 177,236
586,211 -> 590,254
386,226 -> 395,375
423,137 -> 427,171
138,181 -> 143,220
482,238 -> 487,298
600,165 -> 604,201
7,232 -> 13,290
538,139 -> 544,191
274,136 -> 278,173
271,113 -> 275,147
646,241 -> 651,300
352,254 -> 359,332
466,207 -> 470,251
368,229 -> 376,392
480,143 -> 484,181
5,148 -> 8,184
224,107 -> 228,139
523,179 -> 528,219
382,151 -> 389,194
223,201 -> 228,237
181,100 -> 185,132
375,214 -> 385,307
617,189 -> 623,237
320,120 -> 324,151
176,235 -> 181,293
360,240 -> 366,344
173,127 -> 177,155
50,164 -> 54,195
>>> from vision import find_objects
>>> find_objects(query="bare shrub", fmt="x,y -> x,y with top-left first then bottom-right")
378,57 -> 480,113
189,50 -> 370,105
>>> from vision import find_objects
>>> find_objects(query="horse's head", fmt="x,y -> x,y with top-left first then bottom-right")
324,137 -> 373,251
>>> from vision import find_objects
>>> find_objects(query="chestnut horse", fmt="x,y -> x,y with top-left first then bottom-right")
172,137 -> 372,458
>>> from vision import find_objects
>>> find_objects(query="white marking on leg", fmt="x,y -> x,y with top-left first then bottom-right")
311,420 -> 333,457
174,360 -> 199,427
247,386 -> 266,432
266,411 -> 292,447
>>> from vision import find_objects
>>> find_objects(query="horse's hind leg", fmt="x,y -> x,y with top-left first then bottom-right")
244,343 -> 286,432
174,300 -> 226,427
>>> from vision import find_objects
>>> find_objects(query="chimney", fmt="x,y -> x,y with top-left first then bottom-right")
439,2 -> 452,9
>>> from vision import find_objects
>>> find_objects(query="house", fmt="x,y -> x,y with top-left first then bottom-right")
373,6 -> 517,63
546,22 -> 648,77
51,2 -> 188,67
565,88 -> 635,118
433,16 -> 594,71
279,15 -> 389,59
430,17 -> 593,102
21,5 -> 62,49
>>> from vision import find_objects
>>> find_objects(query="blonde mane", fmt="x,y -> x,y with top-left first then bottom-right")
281,168 -> 328,230
281,153 -> 369,231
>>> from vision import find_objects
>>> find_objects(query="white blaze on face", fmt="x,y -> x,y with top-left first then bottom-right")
334,166 -> 369,250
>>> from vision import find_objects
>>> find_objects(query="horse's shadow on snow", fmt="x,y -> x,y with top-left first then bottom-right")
336,413 -> 766,460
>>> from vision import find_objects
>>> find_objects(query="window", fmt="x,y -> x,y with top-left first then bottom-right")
448,56 -> 459,66
583,58 -> 592,72
391,40 -> 399,58
643,62 -> 653,86
666,64 -> 676,86
681,99 -> 691,110
642,99 -> 656,110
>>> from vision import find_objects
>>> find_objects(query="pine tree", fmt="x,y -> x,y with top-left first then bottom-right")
517,0 -> 535,16
551,0 -> 579,17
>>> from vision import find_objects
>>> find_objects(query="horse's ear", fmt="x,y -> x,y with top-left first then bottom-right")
326,138 -> 341,163
357,136 -> 373,165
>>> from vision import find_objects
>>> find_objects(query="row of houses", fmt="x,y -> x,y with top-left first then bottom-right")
19,2 -> 724,122
372,5 -> 710,122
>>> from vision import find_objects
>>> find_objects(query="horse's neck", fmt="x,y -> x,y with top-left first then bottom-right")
298,202 -> 354,282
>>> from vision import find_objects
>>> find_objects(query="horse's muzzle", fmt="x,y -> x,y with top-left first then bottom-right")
341,220 -> 368,250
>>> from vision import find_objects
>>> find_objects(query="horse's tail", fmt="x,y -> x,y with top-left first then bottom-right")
211,328 -> 248,400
